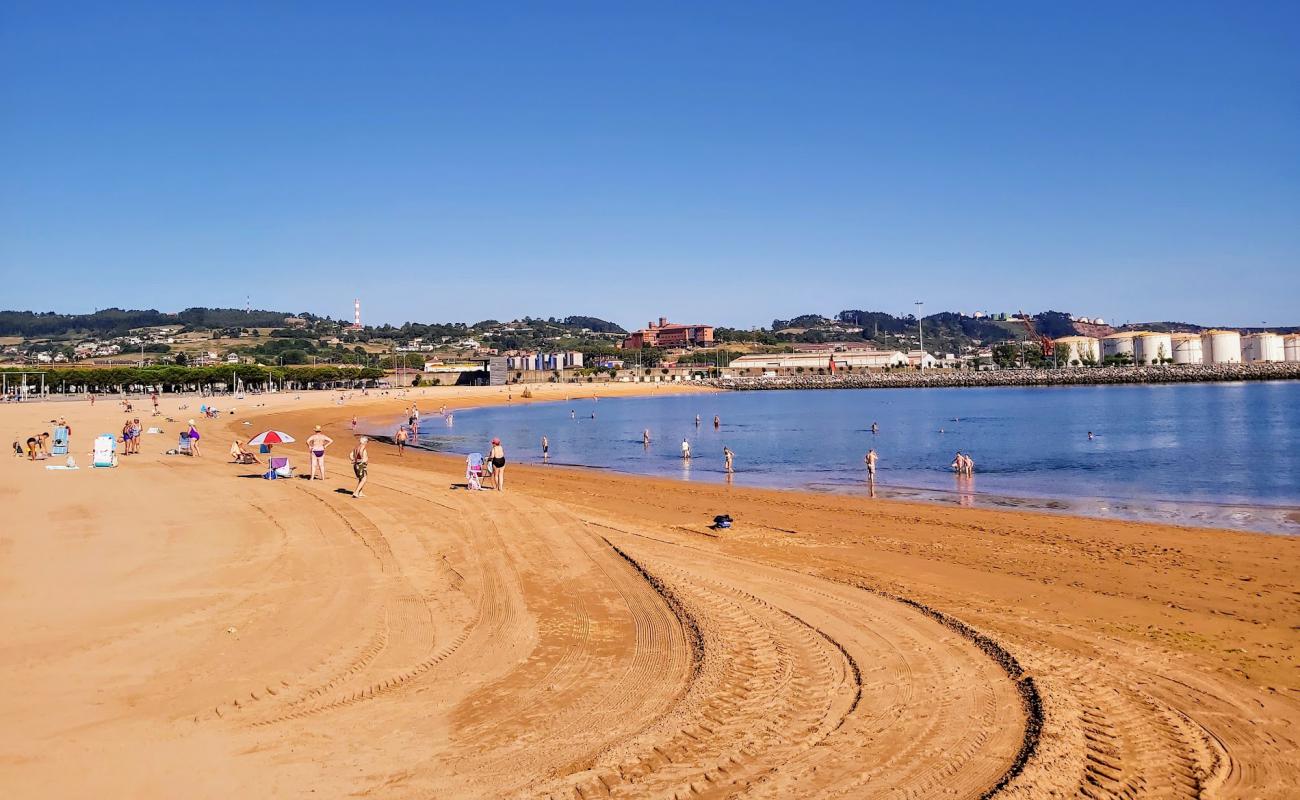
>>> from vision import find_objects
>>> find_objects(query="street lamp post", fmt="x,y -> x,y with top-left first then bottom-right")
914,301 -> 924,371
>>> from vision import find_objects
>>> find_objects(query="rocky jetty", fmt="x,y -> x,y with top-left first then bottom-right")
709,363 -> 1300,391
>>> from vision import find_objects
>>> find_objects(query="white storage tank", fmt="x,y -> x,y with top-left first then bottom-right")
1053,336 -> 1099,366
1170,333 -> 1203,365
1134,332 -> 1173,365
1102,332 -> 1137,362
1285,334 -> 1300,363
1242,332 -> 1284,363
1201,330 -> 1242,364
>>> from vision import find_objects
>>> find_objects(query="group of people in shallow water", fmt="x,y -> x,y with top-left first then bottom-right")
863,422 -> 977,482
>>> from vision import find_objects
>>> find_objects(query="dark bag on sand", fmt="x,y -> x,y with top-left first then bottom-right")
712,514 -> 733,529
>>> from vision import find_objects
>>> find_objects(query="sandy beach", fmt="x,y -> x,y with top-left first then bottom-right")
2,384 -> 1297,798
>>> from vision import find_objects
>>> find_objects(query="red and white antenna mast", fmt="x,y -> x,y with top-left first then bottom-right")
353,298 -> 362,329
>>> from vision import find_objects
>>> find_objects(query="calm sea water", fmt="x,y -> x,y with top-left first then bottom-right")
369,383 -> 1300,534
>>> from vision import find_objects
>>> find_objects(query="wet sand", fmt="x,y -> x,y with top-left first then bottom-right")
1,384 -> 1297,798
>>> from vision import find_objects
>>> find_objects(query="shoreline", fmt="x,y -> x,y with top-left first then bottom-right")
349,386 -> 1300,537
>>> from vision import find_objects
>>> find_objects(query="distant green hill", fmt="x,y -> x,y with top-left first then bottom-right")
0,307 -> 296,337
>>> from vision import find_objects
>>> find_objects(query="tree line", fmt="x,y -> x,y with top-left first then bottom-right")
1,365 -> 384,393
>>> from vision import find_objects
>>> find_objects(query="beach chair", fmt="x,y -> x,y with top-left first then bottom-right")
466,453 -> 484,490
264,457 -> 293,480
52,425 -> 69,456
93,434 -> 117,468
178,432 -> 192,455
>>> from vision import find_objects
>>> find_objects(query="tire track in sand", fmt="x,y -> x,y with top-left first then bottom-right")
572,517 -> 1028,799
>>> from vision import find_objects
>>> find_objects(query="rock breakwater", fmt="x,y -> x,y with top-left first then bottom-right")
710,363 -> 1300,391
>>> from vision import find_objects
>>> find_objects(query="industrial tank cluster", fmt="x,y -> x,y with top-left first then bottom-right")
1054,330 -> 1300,366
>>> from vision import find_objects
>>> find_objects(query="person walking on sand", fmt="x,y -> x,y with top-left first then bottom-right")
723,446 -> 734,473
187,419 -> 202,456
395,425 -> 408,456
151,391 -> 160,416
866,448 -> 878,479
307,425 -> 334,479
488,438 -> 506,491
349,437 -> 369,497
681,438 -> 692,460
541,435 -> 549,463
351,415 -> 358,432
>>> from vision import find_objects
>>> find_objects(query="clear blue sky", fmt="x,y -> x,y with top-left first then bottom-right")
2,1 -> 1297,329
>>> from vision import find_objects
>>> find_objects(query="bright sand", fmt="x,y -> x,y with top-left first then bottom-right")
1,382 -> 1297,798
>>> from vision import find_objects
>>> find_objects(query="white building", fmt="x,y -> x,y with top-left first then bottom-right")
906,350 -> 938,369
1053,336 -> 1101,365
1242,333 -> 1285,363
1201,330 -> 1242,364
728,349 -> 909,374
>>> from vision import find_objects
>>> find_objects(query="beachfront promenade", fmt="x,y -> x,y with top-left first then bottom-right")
714,361 -> 1300,391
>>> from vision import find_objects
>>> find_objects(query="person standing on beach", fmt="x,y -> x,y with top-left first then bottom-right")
349,437 -> 369,497
187,419 -> 202,456
541,435 -> 549,463
307,426 -> 334,478
151,392 -> 160,416
681,438 -> 691,460
866,449 -> 878,479
488,438 -> 506,491
723,446 -> 734,473
351,416 -> 358,432
395,425 -> 408,456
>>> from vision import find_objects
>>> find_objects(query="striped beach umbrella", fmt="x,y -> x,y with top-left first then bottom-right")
247,430 -> 296,446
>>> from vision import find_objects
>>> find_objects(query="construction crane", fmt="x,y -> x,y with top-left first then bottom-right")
1018,311 -> 1054,361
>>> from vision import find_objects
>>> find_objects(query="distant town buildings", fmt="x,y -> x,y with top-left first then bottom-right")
623,317 -> 714,350
504,351 -> 584,371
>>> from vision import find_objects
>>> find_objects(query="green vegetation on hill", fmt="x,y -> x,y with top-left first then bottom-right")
0,307 -> 300,337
